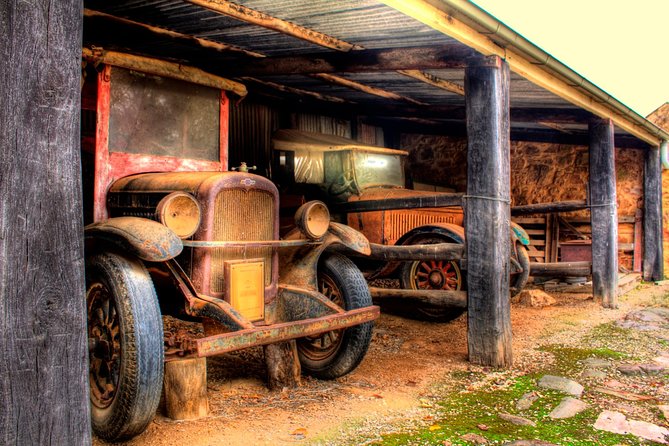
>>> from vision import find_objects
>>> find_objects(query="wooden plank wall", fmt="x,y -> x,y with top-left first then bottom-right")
0,1 -> 90,444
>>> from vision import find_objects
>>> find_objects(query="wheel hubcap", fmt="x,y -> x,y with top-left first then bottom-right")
412,260 -> 461,290
87,282 -> 121,409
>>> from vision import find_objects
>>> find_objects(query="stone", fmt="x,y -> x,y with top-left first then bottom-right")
498,413 -> 536,427
580,369 -> 607,380
659,405 -> 669,420
460,433 -> 488,444
538,375 -> 584,397
640,363 -> 666,375
653,355 -> 669,367
517,289 -> 556,307
549,397 -> 587,419
515,392 -> 539,411
624,310 -> 667,324
581,358 -> 612,368
646,307 -> 669,319
594,410 -> 669,444
617,364 -> 643,376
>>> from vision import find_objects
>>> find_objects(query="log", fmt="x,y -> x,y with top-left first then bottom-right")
511,200 -> 588,215
369,288 -> 467,308
364,242 -> 463,261
332,193 -> 463,213
643,144 -> 663,281
464,56 -> 513,367
163,358 -> 209,420
589,119 -> 619,308
1,1 -> 90,443
264,341 -> 301,390
529,262 -> 592,278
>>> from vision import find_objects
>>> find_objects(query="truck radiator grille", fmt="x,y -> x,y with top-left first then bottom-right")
210,189 -> 274,293
386,209 -> 463,244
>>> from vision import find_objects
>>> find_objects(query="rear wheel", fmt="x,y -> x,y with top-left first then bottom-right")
399,236 -> 466,322
297,253 -> 374,379
510,243 -> 530,296
87,252 -> 164,442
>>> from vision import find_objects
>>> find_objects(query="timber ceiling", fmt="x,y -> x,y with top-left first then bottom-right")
82,0 -> 649,148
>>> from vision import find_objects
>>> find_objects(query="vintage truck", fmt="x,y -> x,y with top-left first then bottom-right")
81,61 -> 378,441
272,129 -> 530,320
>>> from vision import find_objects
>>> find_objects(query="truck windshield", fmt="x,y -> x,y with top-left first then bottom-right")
108,67 -> 220,161
352,152 -> 405,189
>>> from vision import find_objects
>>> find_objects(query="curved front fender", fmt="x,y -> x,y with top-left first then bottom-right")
510,222 -> 531,246
327,222 -> 371,255
85,217 -> 183,262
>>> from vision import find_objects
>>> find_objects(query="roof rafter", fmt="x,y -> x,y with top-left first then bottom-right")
310,73 -> 428,106
397,70 -> 464,96
84,9 -> 265,58
185,0 -> 362,52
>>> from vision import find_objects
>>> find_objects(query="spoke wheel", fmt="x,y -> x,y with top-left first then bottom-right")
297,253 -> 374,379
86,252 -> 163,442
299,274 -> 345,363
88,283 -> 122,409
399,236 -> 466,322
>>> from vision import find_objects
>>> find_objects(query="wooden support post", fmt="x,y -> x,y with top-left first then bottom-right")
589,119 -> 619,307
464,55 -> 513,367
264,341 -> 302,390
0,1 -> 90,444
163,358 -> 209,420
643,144 -> 664,280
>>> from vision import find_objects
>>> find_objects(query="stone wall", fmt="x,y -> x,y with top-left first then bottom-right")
401,133 -> 644,269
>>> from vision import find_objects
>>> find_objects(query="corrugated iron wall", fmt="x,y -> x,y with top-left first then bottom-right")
229,100 -> 387,178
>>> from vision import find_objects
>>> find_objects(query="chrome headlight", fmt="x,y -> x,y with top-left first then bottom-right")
295,200 -> 330,240
156,192 -> 201,239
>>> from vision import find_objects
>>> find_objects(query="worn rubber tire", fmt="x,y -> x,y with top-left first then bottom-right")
86,252 -> 164,442
398,235 -> 467,322
510,243 -> 530,297
297,253 -> 374,379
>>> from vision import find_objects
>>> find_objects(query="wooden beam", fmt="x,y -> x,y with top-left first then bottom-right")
82,47 -> 247,97
240,77 -> 351,104
185,0 -> 362,52
218,45 -> 474,76
380,0 -> 662,146
511,200 -> 588,215
310,73 -> 428,106
84,9 -> 266,58
397,70 -> 465,96
1,0 -> 90,443
643,144 -> 664,280
465,55 -> 513,367
589,118 -> 619,308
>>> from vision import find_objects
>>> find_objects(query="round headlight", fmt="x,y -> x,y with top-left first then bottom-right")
156,192 -> 201,239
295,201 -> 330,240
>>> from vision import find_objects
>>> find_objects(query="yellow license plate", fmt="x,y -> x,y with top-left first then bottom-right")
225,259 -> 264,321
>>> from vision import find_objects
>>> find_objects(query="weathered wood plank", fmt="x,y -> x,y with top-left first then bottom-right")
643,144 -> 664,280
310,73 -> 428,106
530,262 -> 592,277
465,55 -> 512,367
511,200 -> 588,215
589,119 -> 619,308
0,1 -> 90,444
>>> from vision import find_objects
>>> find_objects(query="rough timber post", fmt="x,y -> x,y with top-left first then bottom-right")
0,1 -> 89,444
464,55 -> 513,367
643,143 -> 664,281
589,119 -> 619,308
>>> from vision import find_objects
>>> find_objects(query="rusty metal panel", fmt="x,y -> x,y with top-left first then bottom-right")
384,209 -> 464,245
211,188 -> 275,292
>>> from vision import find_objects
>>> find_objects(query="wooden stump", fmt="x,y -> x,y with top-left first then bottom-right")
264,341 -> 301,390
163,358 -> 209,420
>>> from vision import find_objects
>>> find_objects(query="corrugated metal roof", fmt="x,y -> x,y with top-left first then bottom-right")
82,0 -> 664,148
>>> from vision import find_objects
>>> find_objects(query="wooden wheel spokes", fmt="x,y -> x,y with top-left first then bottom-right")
413,260 -> 459,290
300,274 -> 345,361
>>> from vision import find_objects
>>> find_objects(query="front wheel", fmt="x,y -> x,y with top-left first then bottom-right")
399,236 -> 466,322
86,252 -> 164,442
297,253 -> 374,379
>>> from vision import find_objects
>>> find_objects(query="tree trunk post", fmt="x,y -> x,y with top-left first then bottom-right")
588,118 -> 619,308
0,1 -> 89,444
264,341 -> 301,390
163,358 -> 209,420
464,55 -> 513,368
643,143 -> 664,281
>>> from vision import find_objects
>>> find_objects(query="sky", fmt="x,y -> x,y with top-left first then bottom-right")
471,0 -> 669,118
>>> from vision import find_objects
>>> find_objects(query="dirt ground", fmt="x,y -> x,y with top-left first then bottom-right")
94,282 -> 667,446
